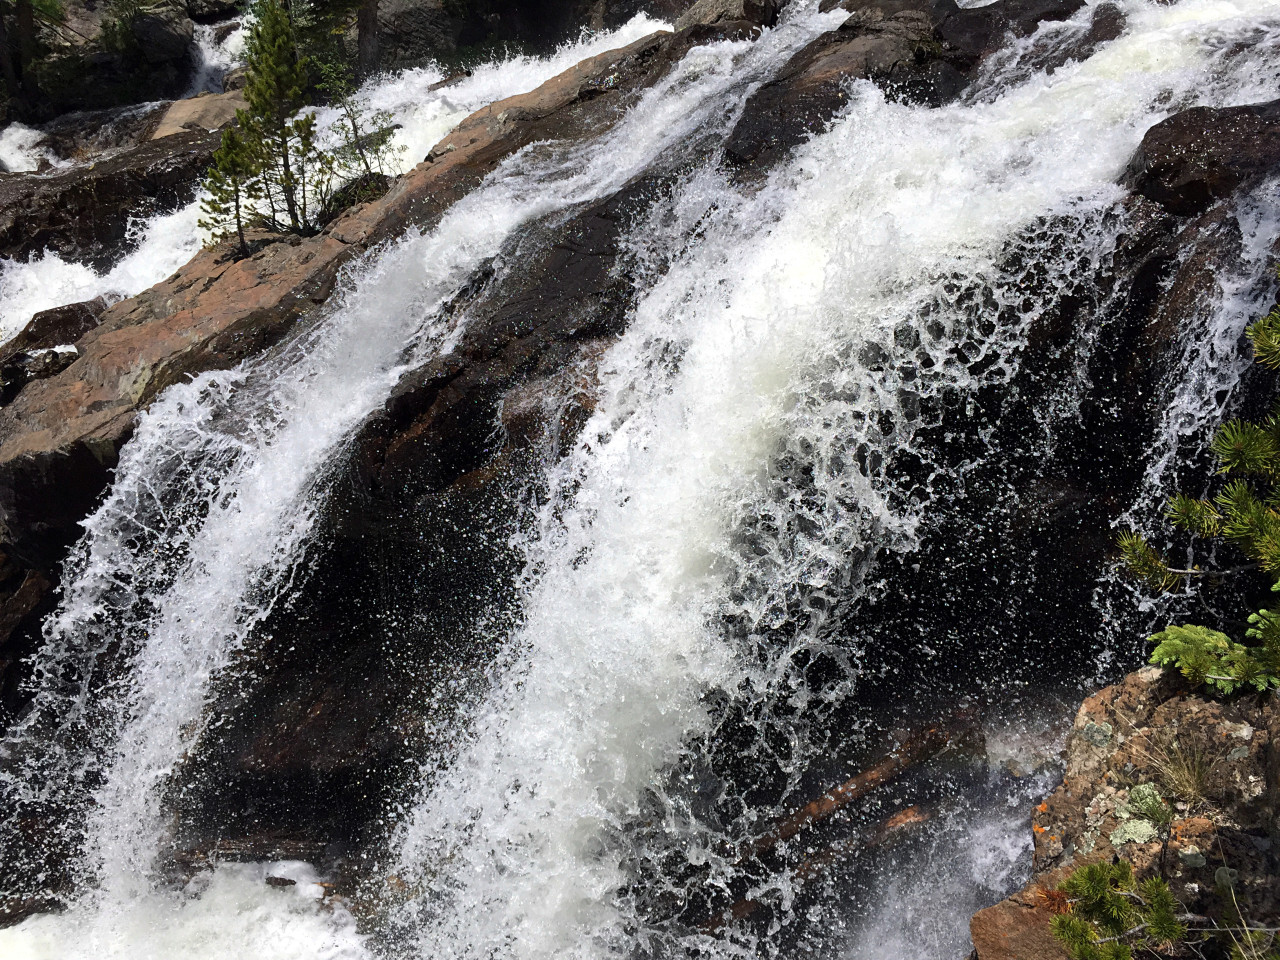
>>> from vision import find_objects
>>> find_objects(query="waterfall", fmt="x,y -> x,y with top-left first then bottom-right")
1,0 -> 1279,956
186,20 -> 248,97
0,14 -> 667,343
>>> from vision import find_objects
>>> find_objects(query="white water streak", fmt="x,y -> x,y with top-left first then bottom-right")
391,1 -> 1280,957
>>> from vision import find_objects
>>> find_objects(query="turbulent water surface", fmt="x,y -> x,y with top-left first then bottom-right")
1,0 -> 1279,957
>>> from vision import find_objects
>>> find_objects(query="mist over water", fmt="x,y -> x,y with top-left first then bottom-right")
1,0 -> 1279,957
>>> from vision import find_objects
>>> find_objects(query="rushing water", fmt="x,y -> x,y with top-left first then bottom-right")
1,0 -> 1279,957
0,14 -> 668,343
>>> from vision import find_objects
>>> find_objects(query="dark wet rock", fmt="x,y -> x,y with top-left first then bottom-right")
359,0 -> 695,70
372,0 -> 465,66
0,555 -> 54,723
0,296 -> 105,410
186,0 -> 241,23
971,668 -> 1280,959
1124,98 -> 1280,216
132,1 -> 197,64
23,102 -> 169,164
0,298 -> 107,365
0,350 -> 81,407
725,0 -> 1086,175
674,0 -> 780,30
0,128 -> 218,269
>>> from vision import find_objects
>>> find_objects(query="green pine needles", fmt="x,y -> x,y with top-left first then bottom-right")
1051,861 -> 1186,960
1119,281 -> 1280,695
199,0 -> 401,257
1051,859 -> 1280,960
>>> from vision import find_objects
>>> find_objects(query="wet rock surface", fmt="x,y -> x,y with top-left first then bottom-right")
1124,98 -> 1280,217
0,127 -> 219,269
723,0 -> 1086,176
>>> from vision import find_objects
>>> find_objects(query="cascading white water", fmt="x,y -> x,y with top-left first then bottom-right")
0,14 -> 667,344
1,0 -> 1279,957
187,20 -> 248,96
386,1 -> 1280,956
0,122 -> 60,173
0,8 -> 841,957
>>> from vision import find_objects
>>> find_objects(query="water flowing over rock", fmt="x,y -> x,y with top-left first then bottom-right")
0,128 -> 219,268
0,0 -> 1279,956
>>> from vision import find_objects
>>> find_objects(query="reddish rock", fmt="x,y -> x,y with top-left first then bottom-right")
970,668 -> 1280,959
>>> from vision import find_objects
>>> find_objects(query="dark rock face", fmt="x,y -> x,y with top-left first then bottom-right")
24,101 -> 169,164
132,2 -> 197,65
724,0 -> 1087,175
364,0 -> 697,70
1124,99 -> 1280,216
0,128 -> 218,269
1,299 -> 108,363
674,0 -> 780,30
971,668 -> 1280,960
186,0 -> 240,23
374,0 -> 465,66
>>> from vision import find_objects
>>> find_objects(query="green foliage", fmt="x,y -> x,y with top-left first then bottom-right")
315,57 -> 403,182
1052,858 -> 1280,960
1246,298 -> 1280,372
198,126 -> 262,257
1051,861 -> 1184,960
200,0 -> 401,252
1147,624 -> 1279,695
100,0 -> 146,54
1119,275 -> 1280,697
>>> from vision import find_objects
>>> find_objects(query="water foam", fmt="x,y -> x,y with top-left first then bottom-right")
388,1 -> 1280,957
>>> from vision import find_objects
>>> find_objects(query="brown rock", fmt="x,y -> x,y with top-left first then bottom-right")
969,868 -> 1073,960
674,0 -> 779,30
971,668 -> 1280,958
149,90 -> 247,140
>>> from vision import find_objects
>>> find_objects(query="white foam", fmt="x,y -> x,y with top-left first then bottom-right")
0,122 -> 59,173
1,862 -> 367,960
0,202 -> 204,343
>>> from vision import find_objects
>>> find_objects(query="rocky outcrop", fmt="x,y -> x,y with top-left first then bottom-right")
360,0 -> 696,70
24,0 -> 198,118
674,0 -> 780,30
0,127 -> 219,269
148,90 -> 247,140
724,0 -> 1088,175
1124,98 -> 1280,217
970,668 -> 1279,960
132,0 -> 197,64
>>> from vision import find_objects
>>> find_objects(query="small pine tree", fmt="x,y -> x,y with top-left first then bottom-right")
1050,861 -> 1186,960
239,0 -> 317,235
1119,277 -> 1280,695
198,126 -> 262,258
197,0 -> 402,253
